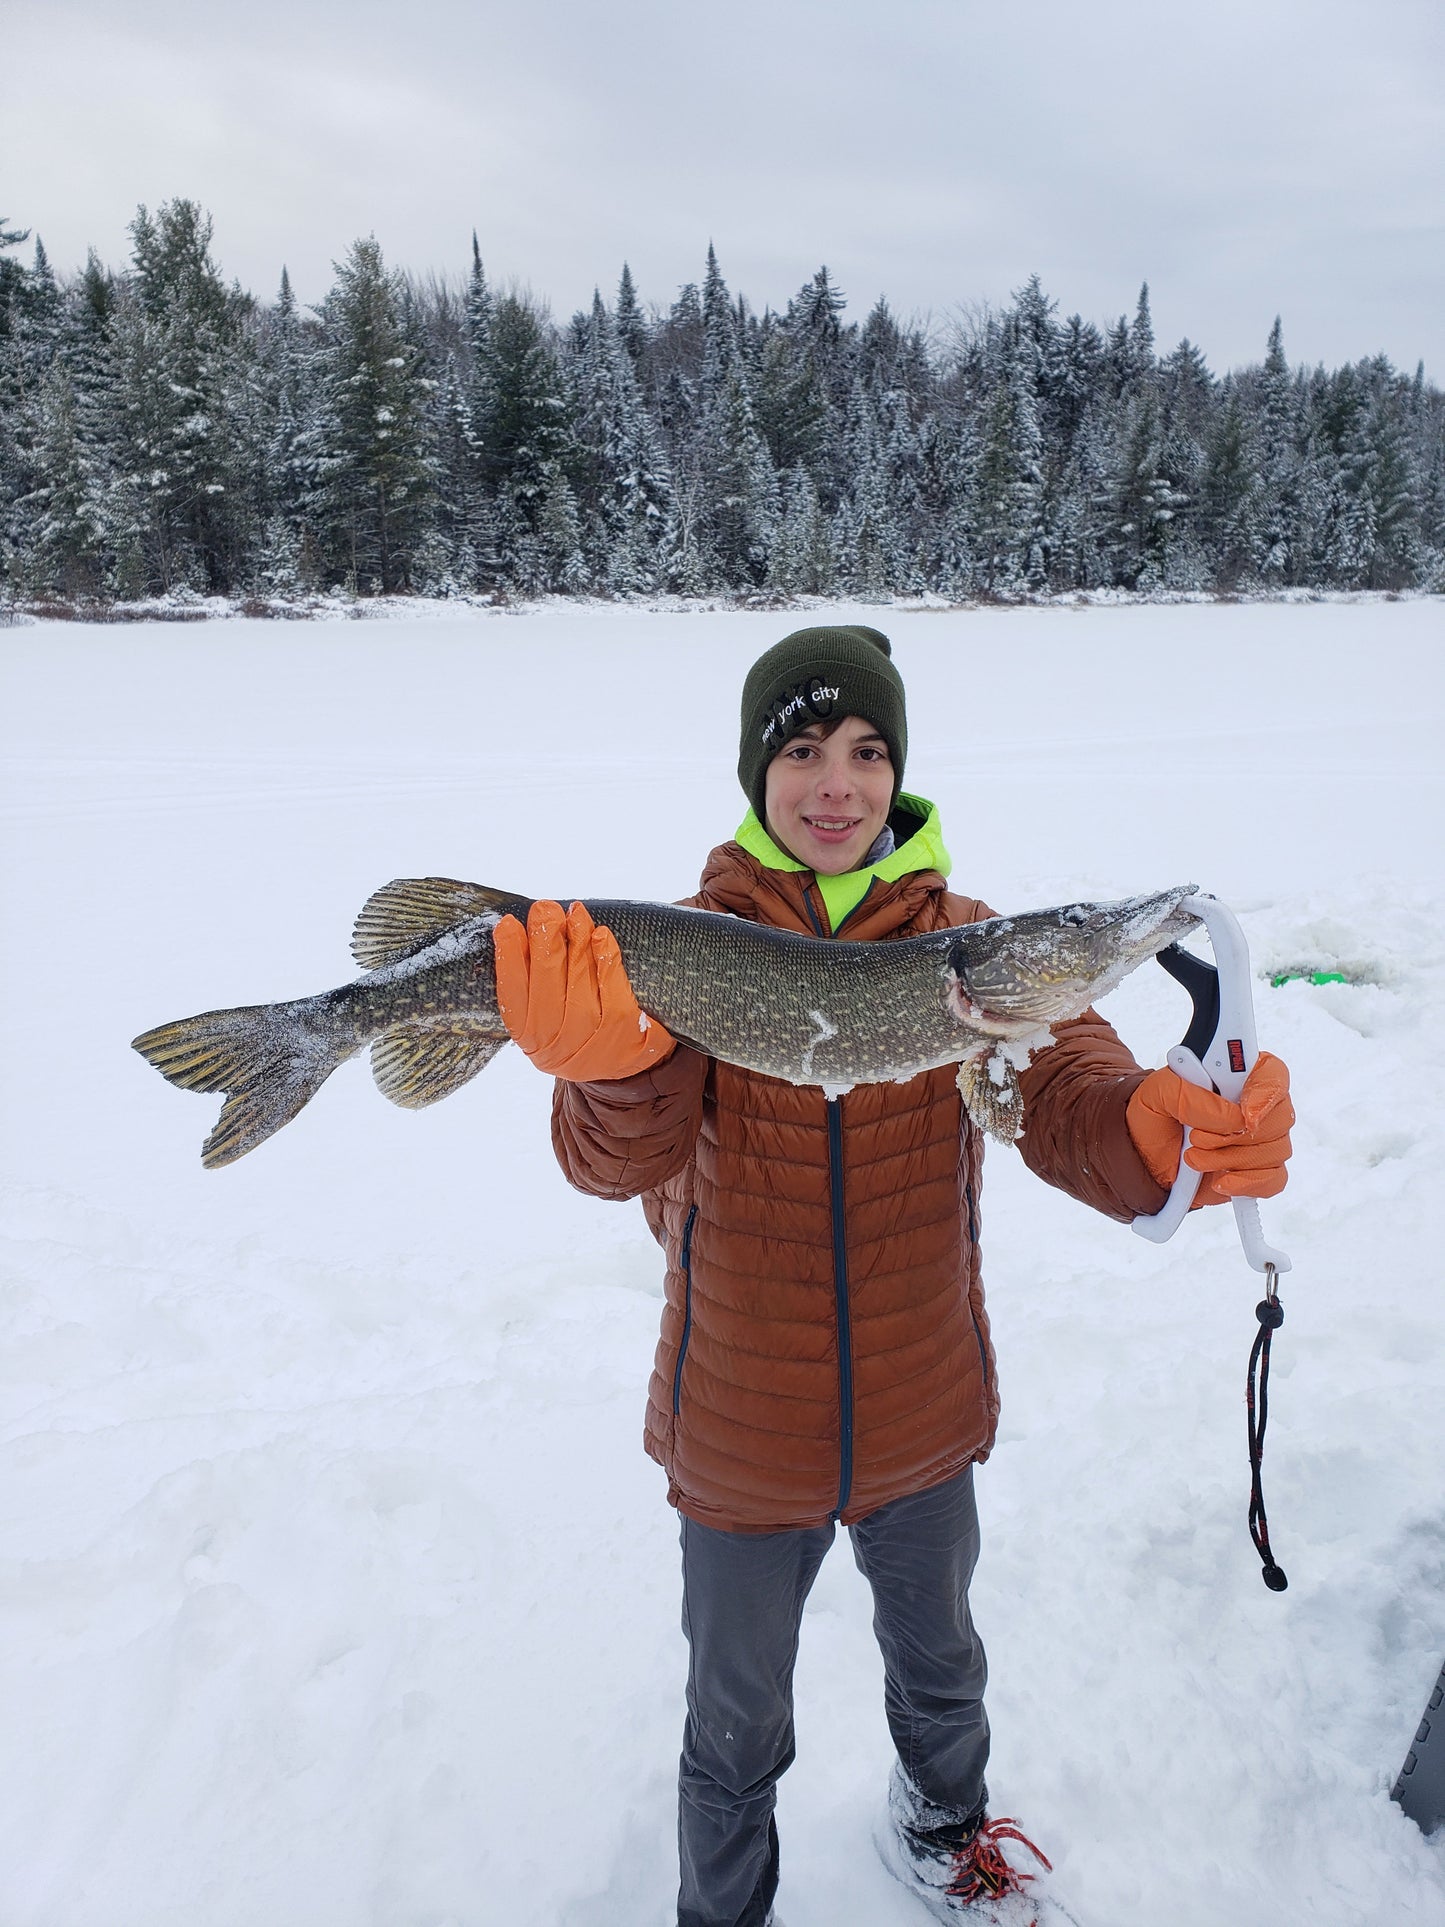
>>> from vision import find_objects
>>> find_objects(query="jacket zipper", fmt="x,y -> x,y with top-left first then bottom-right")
827,1098 -> 854,1515
801,882 -> 857,1519
671,1203 -> 699,1417
832,877 -> 877,937
965,1176 -> 990,1391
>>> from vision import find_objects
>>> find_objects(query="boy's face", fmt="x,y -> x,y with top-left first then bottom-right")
763,716 -> 894,876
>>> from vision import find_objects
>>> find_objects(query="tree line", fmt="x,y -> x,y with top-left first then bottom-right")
1,201 -> 1440,603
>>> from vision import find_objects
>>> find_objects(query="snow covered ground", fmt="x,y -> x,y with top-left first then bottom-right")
2,599 -> 1443,1927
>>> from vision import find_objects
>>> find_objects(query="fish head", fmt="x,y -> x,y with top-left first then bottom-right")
945,885 -> 1201,1035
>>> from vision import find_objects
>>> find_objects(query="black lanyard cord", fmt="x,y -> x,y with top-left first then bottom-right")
1247,1263 -> 1289,1592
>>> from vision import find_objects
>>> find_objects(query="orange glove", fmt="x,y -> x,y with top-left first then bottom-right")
1126,1052 -> 1294,1208
493,899 -> 676,1081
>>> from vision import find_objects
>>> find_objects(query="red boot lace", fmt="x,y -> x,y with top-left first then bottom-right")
945,1815 -> 1052,1905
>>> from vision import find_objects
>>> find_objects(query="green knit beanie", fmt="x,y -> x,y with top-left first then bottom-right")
738,625 -> 907,824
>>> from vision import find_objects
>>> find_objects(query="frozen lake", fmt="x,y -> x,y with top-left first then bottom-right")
1,598 -> 1443,1925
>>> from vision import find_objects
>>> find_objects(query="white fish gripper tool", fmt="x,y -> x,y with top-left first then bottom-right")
1131,892 -> 1292,1593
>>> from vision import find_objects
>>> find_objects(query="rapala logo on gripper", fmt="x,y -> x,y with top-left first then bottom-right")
761,682 -> 841,744
1227,1039 -> 1246,1074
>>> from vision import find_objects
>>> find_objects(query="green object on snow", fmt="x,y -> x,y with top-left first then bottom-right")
1270,968 -> 1349,988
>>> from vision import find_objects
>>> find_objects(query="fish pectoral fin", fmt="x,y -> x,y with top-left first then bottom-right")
956,1051 -> 1026,1144
351,879 -> 532,969
371,1020 -> 509,1109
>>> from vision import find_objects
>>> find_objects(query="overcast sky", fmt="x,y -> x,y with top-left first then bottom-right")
9,0 -> 1444,376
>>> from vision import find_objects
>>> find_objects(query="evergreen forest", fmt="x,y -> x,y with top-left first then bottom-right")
1,202 -> 1441,605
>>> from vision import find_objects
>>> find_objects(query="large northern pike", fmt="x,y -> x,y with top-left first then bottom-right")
132,877 -> 1200,1168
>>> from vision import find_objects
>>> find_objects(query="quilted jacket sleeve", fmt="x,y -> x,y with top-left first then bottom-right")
550,1045 -> 709,1202
1015,1013 -> 1168,1222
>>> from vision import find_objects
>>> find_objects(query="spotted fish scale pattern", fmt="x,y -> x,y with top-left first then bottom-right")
132,878 -> 1199,1168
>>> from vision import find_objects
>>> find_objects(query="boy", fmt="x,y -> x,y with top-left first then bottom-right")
493,628 -> 1292,1927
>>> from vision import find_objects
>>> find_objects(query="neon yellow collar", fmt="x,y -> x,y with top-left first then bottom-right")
735,793 -> 951,931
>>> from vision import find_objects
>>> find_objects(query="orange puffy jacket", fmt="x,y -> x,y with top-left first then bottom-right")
551,841 -> 1167,1531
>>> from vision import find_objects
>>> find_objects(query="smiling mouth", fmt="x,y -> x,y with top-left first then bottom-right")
802,816 -> 861,834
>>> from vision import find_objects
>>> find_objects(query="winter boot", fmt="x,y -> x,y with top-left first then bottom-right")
875,1765 -> 1064,1925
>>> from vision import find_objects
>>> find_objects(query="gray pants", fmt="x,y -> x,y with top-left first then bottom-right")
677,1466 -> 989,1927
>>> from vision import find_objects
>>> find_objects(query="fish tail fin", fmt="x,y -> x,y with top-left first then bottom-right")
132,999 -> 349,1169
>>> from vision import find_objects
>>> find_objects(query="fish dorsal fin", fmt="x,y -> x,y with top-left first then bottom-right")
956,1050 -> 1026,1144
351,878 -> 531,970
371,1019 -> 509,1109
